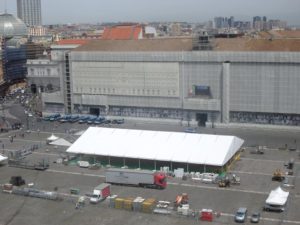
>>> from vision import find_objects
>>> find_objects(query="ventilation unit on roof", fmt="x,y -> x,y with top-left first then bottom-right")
192,31 -> 214,51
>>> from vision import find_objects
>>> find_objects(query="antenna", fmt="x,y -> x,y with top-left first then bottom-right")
4,0 -> 7,13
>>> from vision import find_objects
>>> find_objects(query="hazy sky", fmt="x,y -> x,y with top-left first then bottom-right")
1,0 -> 300,25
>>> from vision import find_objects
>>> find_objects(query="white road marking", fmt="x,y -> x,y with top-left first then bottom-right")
168,182 -> 269,195
230,170 -> 273,176
46,169 -> 105,178
230,170 -> 296,178
221,212 -> 300,224
241,157 -> 300,165
33,152 -> 60,156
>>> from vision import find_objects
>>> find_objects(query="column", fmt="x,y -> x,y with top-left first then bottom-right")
222,62 -> 230,123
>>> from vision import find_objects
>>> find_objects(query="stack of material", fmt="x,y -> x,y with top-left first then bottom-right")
142,198 -> 156,213
133,197 -> 144,212
177,204 -> 190,216
11,188 -> 59,201
153,201 -> 172,215
174,168 -> 185,178
2,183 -> 13,193
115,197 -> 124,209
123,197 -> 134,211
108,195 -> 118,208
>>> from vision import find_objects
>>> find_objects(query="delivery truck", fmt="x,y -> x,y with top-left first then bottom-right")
89,183 -> 111,204
105,168 -> 167,189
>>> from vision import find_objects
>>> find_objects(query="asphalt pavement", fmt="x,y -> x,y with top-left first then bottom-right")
0,102 -> 299,225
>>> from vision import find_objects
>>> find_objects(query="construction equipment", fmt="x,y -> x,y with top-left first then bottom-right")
9,176 -> 25,186
174,193 -> 189,208
230,174 -> 241,185
218,176 -> 230,187
272,169 -> 285,181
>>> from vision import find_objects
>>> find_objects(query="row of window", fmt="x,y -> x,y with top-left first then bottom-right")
74,87 -> 178,96
29,68 -> 60,76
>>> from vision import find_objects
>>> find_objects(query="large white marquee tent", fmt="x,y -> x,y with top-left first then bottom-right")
66,127 -> 244,168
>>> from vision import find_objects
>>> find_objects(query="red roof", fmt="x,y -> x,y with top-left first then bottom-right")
102,25 -> 143,40
56,39 -> 89,45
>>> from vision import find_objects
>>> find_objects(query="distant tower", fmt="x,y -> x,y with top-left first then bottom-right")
17,0 -> 42,26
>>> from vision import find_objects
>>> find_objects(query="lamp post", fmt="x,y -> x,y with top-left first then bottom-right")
25,111 -> 29,131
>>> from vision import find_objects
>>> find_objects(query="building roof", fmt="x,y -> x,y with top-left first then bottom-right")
102,25 -> 142,40
66,127 -> 244,167
56,39 -> 90,45
73,38 -> 193,52
215,38 -> 300,51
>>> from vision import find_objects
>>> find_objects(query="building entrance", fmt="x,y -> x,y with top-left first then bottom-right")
196,113 -> 208,126
90,108 -> 100,116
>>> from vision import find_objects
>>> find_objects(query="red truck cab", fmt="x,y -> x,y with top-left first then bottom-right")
154,172 -> 167,189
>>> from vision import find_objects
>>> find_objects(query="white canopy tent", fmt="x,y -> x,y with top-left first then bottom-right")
49,138 -> 72,147
0,154 -> 8,165
66,127 -> 244,167
266,187 -> 289,206
46,134 -> 59,144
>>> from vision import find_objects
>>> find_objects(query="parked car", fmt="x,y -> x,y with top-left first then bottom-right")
59,115 -> 71,123
282,177 -> 289,186
87,116 -> 98,124
78,116 -> 90,124
234,207 -> 247,223
49,114 -> 61,121
69,115 -> 80,123
250,212 -> 260,223
103,119 -> 112,124
112,118 -> 125,124
94,116 -> 105,125
184,127 -> 196,133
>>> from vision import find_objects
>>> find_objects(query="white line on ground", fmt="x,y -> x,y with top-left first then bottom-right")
33,152 -> 60,157
45,169 -> 299,198
167,182 -> 269,195
241,157 -> 285,163
221,212 -> 300,224
46,169 -> 105,178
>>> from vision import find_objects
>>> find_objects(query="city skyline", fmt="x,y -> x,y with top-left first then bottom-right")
0,0 -> 300,25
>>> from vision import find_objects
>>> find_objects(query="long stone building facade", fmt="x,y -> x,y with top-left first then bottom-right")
27,39 -> 300,126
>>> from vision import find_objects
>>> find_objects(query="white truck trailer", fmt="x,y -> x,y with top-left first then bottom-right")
105,168 -> 167,189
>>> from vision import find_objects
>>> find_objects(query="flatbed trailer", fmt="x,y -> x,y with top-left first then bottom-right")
8,159 -> 49,171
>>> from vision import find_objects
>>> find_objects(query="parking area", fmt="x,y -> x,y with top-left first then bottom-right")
0,105 -> 300,225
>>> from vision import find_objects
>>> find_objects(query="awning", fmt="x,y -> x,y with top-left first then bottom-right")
266,186 -> 289,206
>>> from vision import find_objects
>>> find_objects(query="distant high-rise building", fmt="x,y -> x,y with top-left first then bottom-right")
253,16 -> 261,28
17,0 -> 42,26
214,17 -> 224,29
228,16 -> 235,28
263,16 -> 267,22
